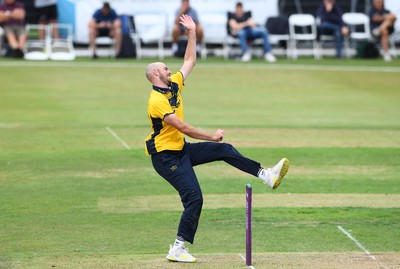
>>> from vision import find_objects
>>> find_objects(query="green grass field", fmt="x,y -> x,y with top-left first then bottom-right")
1,57 -> 400,268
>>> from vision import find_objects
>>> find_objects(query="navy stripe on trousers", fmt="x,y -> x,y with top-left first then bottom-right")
151,142 -> 261,244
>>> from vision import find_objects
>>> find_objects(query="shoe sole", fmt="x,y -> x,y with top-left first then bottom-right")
166,257 -> 197,263
166,255 -> 197,263
272,158 -> 289,190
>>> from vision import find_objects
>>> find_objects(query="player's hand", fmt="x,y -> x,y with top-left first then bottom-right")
212,129 -> 224,142
179,14 -> 196,32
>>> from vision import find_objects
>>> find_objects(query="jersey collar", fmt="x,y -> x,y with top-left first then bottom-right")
152,83 -> 178,94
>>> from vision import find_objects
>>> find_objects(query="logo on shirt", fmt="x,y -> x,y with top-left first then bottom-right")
167,83 -> 180,108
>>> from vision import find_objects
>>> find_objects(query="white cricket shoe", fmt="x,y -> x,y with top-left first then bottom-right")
241,51 -> 252,62
372,28 -> 381,38
383,53 -> 393,62
264,52 -> 277,63
166,245 -> 197,263
259,158 -> 289,189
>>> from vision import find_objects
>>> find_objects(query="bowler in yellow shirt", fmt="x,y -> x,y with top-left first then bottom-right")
144,14 -> 289,263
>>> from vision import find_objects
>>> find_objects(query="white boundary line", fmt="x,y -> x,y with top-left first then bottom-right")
337,225 -> 377,260
1,61 -> 400,73
239,253 -> 255,269
105,127 -> 131,150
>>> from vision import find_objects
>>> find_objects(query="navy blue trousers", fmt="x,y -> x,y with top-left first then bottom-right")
319,21 -> 344,58
151,142 -> 261,244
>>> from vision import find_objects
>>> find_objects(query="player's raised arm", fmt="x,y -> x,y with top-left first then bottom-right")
179,14 -> 196,81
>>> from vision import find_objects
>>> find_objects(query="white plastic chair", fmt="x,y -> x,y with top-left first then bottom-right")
24,24 -> 51,60
288,14 -> 319,59
95,36 -> 115,57
342,13 -> 371,58
342,12 -> 397,59
268,33 -> 290,58
132,13 -> 166,59
200,13 -> 229,59
49,24 -> 75,61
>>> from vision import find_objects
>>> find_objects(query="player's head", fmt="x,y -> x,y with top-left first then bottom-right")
146,62 -> 172,86
373,0 -> 384,9
101,2 -> 111,15
235,2 -> 244,16
180,0 -> 190,14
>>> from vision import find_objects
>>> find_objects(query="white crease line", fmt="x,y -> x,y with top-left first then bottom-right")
105,127 -> 131,150
239,253 -> 255,269
337,225 -> 377,260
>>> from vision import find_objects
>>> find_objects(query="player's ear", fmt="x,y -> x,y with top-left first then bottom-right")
153,68 -> 159,77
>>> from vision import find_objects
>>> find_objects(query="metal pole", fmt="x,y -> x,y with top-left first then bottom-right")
351,0 -> 358,13
246,184 -> 252,266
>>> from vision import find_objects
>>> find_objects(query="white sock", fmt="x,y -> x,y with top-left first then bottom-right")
173,238 -> 185,249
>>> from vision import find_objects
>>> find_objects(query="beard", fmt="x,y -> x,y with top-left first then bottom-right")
159,73 -> 171,86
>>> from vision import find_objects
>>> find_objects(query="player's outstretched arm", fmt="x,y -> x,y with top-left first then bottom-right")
164,114 -> 223,142
179,14 -> 196,81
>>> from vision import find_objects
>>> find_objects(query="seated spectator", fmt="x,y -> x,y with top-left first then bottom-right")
88,2 -> 122,59
0,25 -> 3,43
0,0 -> 26,58
171,0 -> 203,56
34,0 -> 59,40
369,0 -> 397,62
316,0 -> 349,59
228,2 -> 276,62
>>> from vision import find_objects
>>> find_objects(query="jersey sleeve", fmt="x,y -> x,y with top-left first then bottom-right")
93,10 -> 100,20
190,8 -> 199,23
111,10 -> 118,20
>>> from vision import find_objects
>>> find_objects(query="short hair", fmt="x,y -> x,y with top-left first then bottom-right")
103,2 -> 111,9
236,2 -> 243,8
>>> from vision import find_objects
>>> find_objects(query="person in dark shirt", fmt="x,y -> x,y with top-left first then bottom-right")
0,0 -> 26,58
316,0 -> 349,58
369,0 -> 397,62
228,2 -> 276,62
88,2 -> 122,59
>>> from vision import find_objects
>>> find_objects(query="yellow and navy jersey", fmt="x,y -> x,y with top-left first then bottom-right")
145,72 -> 185,155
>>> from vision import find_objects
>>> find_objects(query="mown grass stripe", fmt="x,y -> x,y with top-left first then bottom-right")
98,193 -> 400,213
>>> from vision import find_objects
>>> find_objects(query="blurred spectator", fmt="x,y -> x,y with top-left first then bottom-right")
0,0 -> 26,58
88,2 -> 122,59
228,2 -> 276,62
0,26 -> 4,51
172,0 -> 203,56
34,0 -> 59,39
369,0 -> 397,62
316,0 -> 349,59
